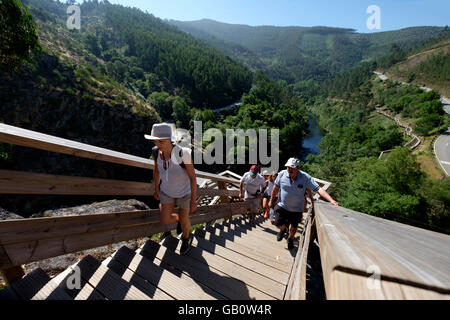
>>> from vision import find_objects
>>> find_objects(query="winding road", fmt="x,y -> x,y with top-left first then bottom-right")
374,71 -> 450,176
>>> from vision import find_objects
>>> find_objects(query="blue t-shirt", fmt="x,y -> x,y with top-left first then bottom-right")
274,170 -> 320,212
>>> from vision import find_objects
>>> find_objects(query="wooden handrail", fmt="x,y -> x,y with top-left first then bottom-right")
314,201 -> 450,299
0,169 -> 240,197
0,202 -> 247,269
0,123 -> 241,185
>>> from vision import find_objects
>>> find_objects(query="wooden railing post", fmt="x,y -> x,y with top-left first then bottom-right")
0,245 -> 25,285
217,181 -> 231,221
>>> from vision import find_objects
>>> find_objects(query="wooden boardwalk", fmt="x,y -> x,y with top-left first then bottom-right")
1,216 -> 299,300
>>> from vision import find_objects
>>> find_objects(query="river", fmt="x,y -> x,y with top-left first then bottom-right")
215,104 -> 324,162
300,114 -> 324,162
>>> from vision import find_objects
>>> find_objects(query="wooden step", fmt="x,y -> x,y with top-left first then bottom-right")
0,286 -> 19,300
160,235 -> 286,299
52,263 -> 106,300
139,239 -> 273,300
110,246 -> 222,300
193,229 -> 292,274
204,224 -> 294,264
101,256 -> 174,300
68,254 -> 151,300
10,268 -> 72,300
190,229 -> 290,285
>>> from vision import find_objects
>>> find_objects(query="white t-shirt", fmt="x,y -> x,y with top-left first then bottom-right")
265,180 -> 275,196
240,172 -> 266,199
157,146 -> 192,198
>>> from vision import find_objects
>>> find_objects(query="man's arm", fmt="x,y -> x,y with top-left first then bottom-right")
269,185 -> 280,208
317,187 -> 338,206
185,162 -> 198,213
239,181 -> 244,199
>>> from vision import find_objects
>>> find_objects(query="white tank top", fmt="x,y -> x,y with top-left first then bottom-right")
157,146 -> 192,198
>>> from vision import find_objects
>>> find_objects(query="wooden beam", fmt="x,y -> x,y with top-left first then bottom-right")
0,170 -> 154,196
197,187 -> 239,198
0,202 -> 247,269
0,123 -> 241,185
314,201 -> 450,299
284,215 -> 312,300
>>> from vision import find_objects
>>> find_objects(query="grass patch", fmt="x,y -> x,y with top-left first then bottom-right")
413,136 -> 445,180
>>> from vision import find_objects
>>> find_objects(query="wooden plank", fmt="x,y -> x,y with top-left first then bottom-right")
0,170 -> 154,196
0,203 -> 246,269
0,169 -> 239,198
212,221 -> 295,258
112,246 -> 222,300
205,223 -> 292,260
139,240 -> 274,300
11,268 -> 72,300
194,229 -> 292,274
190,229 -> 290,285
52,265 -> 106,300
0,202 -> 241,246
0,123 -> 241,185
0,209 -> 161,245
197,187 -> 240,198
284,215 -> 312,300
102,256 -> 174,300
74,255 -> 151,300
315,201 -> 450,299
203,224 -> 294,265
161,236 -> 286,300
0,286 -> 19,300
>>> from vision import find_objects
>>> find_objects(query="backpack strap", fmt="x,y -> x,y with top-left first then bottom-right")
151,146 -> 159,162
173,144 -> 186,169
153,144 -> 188,170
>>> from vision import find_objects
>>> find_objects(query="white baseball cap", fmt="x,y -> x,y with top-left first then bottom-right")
285,158 -> 300,168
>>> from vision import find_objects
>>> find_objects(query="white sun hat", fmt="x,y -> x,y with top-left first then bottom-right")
144,123 -> 176,141
285,157 -> 300,168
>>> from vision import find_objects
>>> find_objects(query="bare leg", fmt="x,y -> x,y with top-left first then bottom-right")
178,207 -> 191,239
262,198 -> 268,212
289,225 -> 297,239
159,203 -> 178,225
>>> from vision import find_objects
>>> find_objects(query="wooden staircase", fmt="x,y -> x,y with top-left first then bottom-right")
2,123 -> 449,300
2,216 -> 300,300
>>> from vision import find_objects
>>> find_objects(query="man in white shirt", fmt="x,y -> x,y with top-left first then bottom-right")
239,165 -> 267,221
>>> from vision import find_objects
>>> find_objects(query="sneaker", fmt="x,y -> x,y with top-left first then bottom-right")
176,221 -> 182,235
180,235 -> 192,255
277,227 -> 287,242
287,238 -> 294,250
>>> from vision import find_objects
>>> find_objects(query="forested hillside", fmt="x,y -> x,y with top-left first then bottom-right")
0,0 -> 253,215
25,0 -> 252,108
171,19 -> 447,84
381,36 -> 450,97
303,74 -> 449,234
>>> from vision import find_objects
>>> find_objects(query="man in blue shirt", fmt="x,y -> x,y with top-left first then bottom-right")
269,158 -> 338,250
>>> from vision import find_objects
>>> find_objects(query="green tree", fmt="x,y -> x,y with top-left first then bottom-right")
172,97 -> 190,129
147,92 -> 173,121
0,0 -> 41,73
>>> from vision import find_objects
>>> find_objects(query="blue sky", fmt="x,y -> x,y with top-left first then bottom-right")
102,0 -> 450,33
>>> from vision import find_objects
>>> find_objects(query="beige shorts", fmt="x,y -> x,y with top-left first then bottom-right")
244,198 -> 261,213
160,191 -> 191,210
